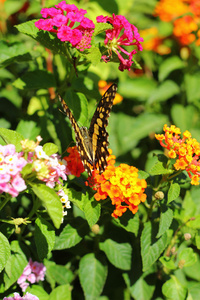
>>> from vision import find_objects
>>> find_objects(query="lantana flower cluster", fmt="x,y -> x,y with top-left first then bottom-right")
17,259 -> 46,292
154,0 -> 200,46
155,124 -> 200,185
63,146 -> 85,177
3,292 -> 39,300
0,144 -> 27,197
21,137 -> 70,219
35,1 -> 95,51
35,1 -> 143,71
96,14 -> 143,71
87,151 -> 147,218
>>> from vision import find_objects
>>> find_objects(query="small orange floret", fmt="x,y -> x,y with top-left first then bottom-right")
63,146 -> 85,177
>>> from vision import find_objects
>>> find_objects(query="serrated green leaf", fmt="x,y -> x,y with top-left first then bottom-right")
53,218 -> 89,250
49,284 -> 71,300
147,80 -> 180,104
26,285 -> 49,300
171,104 -> 199,132
0,232 -> 10,273
149,154 -> 172,175
31,183 -> 63,229
187,215 -> 200,229
35,217 -> 55,260
158,56 -> 185,81
178,248 -> 197,268
94,22 -> 113,36
83,195 -> 101,227
0,128 -> 24,151
79,253 -> 108,300
16,20 -> 67,56
185,73 -> 200,103
99,239 -> 132,270
84,46 -> 102,66
0,41 -> 31,68
162,276 -> 187,300
159,256 -> 176,270
168,183 -> 180,204
141,222 -> 168,272
43,143 -> 59,156
4,241 -> 28,290
16,120 -> 40,140
157,207 -> 173,238
116,213 -> 140,235
13,70 -> 56,90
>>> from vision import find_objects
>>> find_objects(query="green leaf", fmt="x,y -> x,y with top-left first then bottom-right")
141,222 -> 168,272
187,215 -> 200,229
26,285 -> 49,300
83,195 -> 101,227
49,284 -> 71,300
149,154 -> 172,175
178,248 -> 197,268
109,113 -> 168,156
4,241 -> 28,290
31,183 -> 63,229
16,20 -> 67,56
171,104 -> 199,132
159,256 -> 176,270
79,253 -> 108,300
0,128 -> 24,151
116,213 -> 140,235
99,239 -> 132,270
162,276 -> 187,300
185,73 -> 200,103
45,261 -> 74,285
54,218 -> 89,250
13,70 -> 56,90
168,183 -> 180,204
158,56 -> 185,81
84,46 -> 102,66
62,91 -> 88,127
94,22 -> 113,36
0,232 -> 10,273
43,143 -> 59,156
147,80 -> 180,105
157,206 -> 173,238
16,120 -> 41,140
0,41 -> 31,68
35,217 -> 55,260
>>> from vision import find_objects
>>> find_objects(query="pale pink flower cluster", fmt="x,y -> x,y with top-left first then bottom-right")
32,146 -> 67,188
0,144 -> 27,197
17,259 -> 46,292
96,14 -> 143,71
3,292 -> 39,300
35,1 -> 95,51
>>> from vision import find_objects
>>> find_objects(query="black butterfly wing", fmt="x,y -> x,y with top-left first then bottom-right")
88,83 -> 117,173
58,95 -> 93,176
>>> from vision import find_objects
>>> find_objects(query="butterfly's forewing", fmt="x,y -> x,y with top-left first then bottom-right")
59,83 -> 117,176
58,95 -> 93,175
89,83 -> 117,173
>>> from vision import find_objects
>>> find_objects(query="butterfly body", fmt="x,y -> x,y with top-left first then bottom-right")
59,84 -> 117,176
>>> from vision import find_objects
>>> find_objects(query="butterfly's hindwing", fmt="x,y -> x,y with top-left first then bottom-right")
59,83 -> 117,176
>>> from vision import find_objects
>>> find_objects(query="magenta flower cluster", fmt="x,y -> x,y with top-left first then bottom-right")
0,145 -> 27,197
96,14 -> 144,71
35,1 -> 95,51
17,259 -> 46,292
3,292 -> 39,300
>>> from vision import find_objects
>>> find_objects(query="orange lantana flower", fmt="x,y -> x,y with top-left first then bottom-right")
86,152 -> 147,218
63,146 -> 85,177
155,124 -> 200,185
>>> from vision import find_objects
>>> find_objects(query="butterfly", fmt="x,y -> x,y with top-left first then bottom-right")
59,84 -> 117,176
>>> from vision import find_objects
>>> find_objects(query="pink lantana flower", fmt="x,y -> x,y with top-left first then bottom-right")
35,1 -> 95,51
17,259 -> 46,292
3,292 -> 39,300
0,145 -> 27,197
96,14 -> 143,71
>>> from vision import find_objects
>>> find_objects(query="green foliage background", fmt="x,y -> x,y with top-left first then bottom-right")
1,0 -> 200,299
